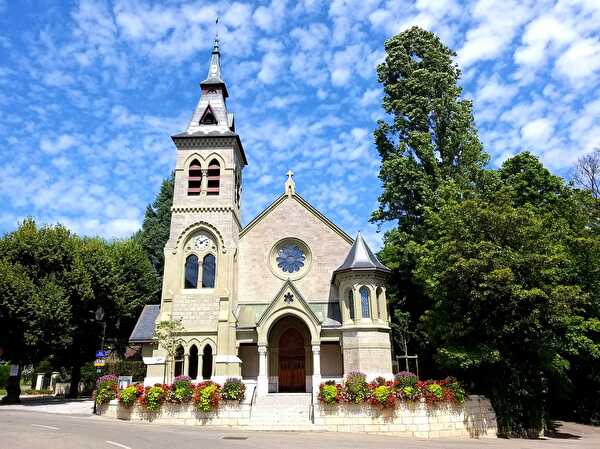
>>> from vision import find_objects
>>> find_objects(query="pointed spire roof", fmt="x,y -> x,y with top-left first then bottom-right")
200,35 -> 228,97
334,232 -> 390,276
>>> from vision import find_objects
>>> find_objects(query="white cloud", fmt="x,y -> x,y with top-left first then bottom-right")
359,88 -> 380,107
521,118 -> 554,144
40,134 -> 79,155
458,0 -> 535,67
555,38 -> 600,85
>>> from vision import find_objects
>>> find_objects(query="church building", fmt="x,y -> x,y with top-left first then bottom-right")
130,37 -> 394,395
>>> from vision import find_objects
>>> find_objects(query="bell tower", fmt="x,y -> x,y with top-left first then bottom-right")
151,35 -> 247,383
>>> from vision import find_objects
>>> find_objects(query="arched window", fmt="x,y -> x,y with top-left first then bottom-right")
360,286 -> 370,318
188,159 -> 202,196
188,345 -> 198,379
207,159 -> 220,196
376,287 -> 385,320
174,345 -> 185,377
235,170 -> 241,204
184,255 -> 199,289
202,345 -> 213,379
347,289 -> 355,321
202,254 -> 216,288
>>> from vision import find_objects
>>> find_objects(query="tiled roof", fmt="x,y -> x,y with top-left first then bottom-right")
129,304 -> 160,343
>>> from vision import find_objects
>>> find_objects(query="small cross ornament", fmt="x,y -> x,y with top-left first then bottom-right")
283,292 -> 294,304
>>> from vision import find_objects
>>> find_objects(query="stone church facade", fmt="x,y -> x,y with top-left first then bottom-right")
131,38 -> 393,395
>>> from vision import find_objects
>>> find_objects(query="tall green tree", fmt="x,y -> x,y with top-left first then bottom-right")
0,220 -> 72,402
109,239 -> 160,354
136,173 -> 174,301
372,26 -> 487,364
413,154 -> 600,435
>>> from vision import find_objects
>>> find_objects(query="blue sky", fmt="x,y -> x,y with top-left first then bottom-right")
0,0 -> 598,249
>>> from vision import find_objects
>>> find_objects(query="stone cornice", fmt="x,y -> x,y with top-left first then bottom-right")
171,206 -> 242,230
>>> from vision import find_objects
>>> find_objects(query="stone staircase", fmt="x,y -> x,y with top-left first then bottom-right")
249,393 -> 315,430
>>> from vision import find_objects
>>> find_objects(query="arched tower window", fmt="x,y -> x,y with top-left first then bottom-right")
207,159 -> 220,196
202,254 -> 216,288
188,159 -> 202,196
347,289 -> 355,321
184,255 -> 199,289
202,345 -> 213,379
174,345 -> 185,377
359,286 -> 370,318
188,345 -> 198,379
376,287 -> 385,320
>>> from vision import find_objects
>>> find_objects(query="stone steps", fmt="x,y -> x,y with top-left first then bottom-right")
249,393 -> 313,429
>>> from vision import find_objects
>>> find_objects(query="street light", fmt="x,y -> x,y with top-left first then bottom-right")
95,307 -> 106,352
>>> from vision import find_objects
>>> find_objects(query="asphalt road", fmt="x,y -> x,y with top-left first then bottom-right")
1,409 -> 599,449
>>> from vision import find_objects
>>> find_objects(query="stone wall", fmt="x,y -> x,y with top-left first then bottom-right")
99,401 -> 251,427
314,395 -> 497,438
98,394 -> 497,439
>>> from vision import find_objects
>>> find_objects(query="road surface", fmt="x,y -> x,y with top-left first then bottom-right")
1,409 -> 599,449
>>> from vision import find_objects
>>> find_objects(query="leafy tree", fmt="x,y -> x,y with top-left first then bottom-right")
109,239 -> 160,354
153,318 -> 184,384
0,220 -> 72,402
372,26 -> 488,368
413,154 -> 599,435
136,173 -> 174,300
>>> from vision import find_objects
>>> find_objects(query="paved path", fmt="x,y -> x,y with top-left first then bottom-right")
0,398 -> 94,415
1,409 -> 599,449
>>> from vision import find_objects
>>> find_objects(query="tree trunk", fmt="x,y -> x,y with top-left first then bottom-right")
67,363 -> 81,398
1,366 -> 21,404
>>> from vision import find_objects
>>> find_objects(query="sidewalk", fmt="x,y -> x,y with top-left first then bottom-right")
0,397 -> 94,415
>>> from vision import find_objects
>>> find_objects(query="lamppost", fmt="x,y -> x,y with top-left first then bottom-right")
95,307 -> 106,352
92,307 -> 105,415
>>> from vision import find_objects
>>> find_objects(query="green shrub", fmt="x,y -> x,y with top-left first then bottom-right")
319,384 -> 339,404
371,385 -> 395,407
119,385 -> 138,407
427,383 -> 443,400
95,374 -> 118,405
345,371 -> 369,403
145,385 -> 166,411
401,385 -> 417,400
0,364 -> 9,389
221,378 -> 245,401
193,382 -> 221,412
447,379 -> 466,403
395,371 -> 417,389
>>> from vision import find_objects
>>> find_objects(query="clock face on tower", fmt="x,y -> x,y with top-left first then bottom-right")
193,234 -> 211,251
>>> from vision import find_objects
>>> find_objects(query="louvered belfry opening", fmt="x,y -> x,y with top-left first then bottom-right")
206,159 -> 220,195
188,159 -> 202,196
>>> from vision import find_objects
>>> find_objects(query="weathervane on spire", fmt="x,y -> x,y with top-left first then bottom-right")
285,170 -> 296,196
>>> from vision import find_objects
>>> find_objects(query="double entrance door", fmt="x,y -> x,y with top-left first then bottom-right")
278,328 -> 305,392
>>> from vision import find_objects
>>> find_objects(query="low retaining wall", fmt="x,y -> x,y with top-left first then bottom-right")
99,401 -> 252,427
98,395 -> 497,438
315,395 -> 497,438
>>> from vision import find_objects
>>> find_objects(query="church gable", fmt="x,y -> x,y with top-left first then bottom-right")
238,190 -> 353,304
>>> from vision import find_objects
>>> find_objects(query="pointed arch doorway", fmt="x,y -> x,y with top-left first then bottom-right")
268,315 -> 312,393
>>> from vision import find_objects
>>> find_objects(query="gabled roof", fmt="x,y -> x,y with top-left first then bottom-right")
240,192 -> 353,244
129,304 -> 160,343
333,232 -> 390,276
256,279 -> 322,328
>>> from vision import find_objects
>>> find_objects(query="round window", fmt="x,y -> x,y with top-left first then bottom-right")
270,238 -> 311,280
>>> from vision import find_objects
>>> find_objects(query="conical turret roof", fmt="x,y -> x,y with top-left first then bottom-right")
334,232 -> 390,276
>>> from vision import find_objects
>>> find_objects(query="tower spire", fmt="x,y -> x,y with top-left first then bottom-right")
200,17 -> 228,97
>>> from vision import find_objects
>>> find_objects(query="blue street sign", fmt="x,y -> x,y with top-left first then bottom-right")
96,350 -> 108,358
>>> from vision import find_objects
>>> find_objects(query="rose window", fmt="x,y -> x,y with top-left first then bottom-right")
276,245 -> 306,273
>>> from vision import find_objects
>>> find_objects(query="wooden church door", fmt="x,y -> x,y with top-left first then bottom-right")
278,328 -> 305,392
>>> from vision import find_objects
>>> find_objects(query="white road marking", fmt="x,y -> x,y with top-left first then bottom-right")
31,424 -> 59,430
106,441 -> 132,449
